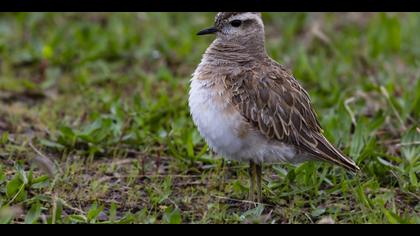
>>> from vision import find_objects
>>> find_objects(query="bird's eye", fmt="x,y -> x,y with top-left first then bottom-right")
230,20 -> 242,27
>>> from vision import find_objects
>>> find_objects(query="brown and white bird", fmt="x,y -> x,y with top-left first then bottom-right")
189,12 -> 360,203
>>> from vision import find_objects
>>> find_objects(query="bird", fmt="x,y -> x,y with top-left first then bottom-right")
188,12 -> 360,203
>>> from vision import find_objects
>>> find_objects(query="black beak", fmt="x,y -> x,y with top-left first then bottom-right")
197,27 -> 218,36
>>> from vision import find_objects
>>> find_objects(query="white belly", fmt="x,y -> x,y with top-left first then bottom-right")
188,76 -> 302,164
188,78 -> 245,158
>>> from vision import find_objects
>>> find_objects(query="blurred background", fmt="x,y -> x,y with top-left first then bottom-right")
0,13 -> 419,224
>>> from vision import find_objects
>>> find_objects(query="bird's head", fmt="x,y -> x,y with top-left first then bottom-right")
197,12 -> 265,45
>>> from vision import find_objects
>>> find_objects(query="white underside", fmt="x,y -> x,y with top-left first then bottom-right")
189,73 -> 309,164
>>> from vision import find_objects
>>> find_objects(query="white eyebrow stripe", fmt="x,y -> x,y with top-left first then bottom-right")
227,13 -> 263,27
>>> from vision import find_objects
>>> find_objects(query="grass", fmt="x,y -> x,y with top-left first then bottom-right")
0,12 -> 419,224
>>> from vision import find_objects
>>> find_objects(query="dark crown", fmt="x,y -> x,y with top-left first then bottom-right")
214,12 -> 260,27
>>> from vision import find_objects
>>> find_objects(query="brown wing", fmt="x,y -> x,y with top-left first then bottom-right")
225,64 -> 360,172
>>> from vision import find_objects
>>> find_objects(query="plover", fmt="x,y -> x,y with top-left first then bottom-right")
189,12 -> 360,203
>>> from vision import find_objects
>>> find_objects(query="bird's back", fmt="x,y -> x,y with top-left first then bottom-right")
223,58 -> 360,172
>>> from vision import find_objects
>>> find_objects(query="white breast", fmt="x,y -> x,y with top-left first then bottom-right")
188,73 -> 303,164
188,76 -> 245,158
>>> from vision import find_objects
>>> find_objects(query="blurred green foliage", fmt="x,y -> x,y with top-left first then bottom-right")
0,13 -> 419,224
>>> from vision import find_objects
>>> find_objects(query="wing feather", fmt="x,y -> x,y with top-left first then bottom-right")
225,63 -> 360,172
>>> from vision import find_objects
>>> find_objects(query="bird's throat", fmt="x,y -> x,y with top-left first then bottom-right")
205,38 -> 267,64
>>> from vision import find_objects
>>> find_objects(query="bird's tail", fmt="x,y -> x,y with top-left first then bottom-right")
303,133 -> 360,173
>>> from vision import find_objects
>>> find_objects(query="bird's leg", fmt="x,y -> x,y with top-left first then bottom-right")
218,159 -> 226,191
255,163 -> 262,203
248,160 -> 256,202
